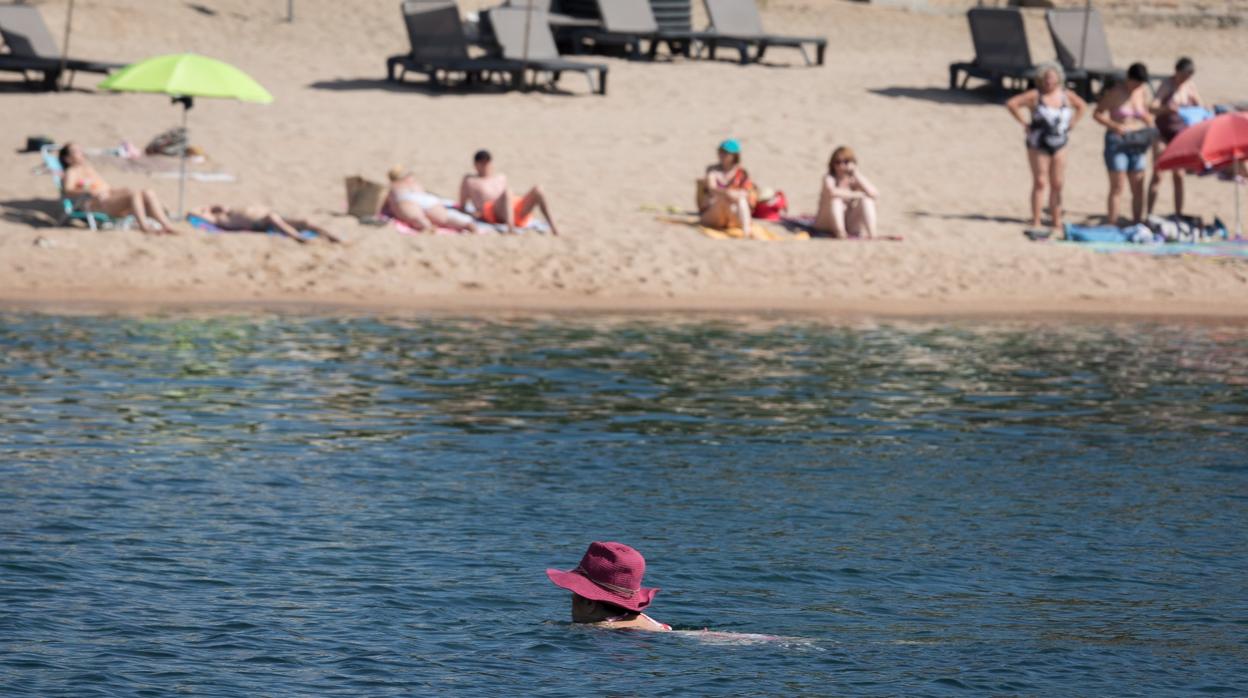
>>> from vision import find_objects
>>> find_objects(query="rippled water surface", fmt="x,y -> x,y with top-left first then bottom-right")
2,313 -> 1246,696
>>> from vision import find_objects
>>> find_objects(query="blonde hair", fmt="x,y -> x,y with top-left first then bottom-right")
1034,61 -> 1065,86
387,165 -> 409,182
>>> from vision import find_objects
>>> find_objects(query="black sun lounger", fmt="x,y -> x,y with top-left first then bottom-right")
701,0 -> 826,66
385,1 -> 528,89
948,8 -> 1053,92
485,7 -> 608,94
572,0 -> 712,60
0,4 -> 124,90
1046,8 -> 1139,99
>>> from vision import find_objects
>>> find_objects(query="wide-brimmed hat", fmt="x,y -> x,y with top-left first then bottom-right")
546,541 -> 658,612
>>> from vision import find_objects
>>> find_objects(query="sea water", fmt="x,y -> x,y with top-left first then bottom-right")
1,314 -> 1245,696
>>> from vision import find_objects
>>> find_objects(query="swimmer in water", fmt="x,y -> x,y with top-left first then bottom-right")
546,541 -> 670,632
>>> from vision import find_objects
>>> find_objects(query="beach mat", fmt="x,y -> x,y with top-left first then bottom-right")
657,213 -> 809,241
1072,240 -> 1248,259
187,213 -> 319,241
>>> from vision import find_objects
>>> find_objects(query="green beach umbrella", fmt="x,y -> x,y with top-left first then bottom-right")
99,53 -> 273,218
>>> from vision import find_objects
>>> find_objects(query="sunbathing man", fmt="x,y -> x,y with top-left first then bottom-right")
59,143 -> 182,235
387,167 -> 478,234
458,150 -> 559,236
190,204 -> 341,244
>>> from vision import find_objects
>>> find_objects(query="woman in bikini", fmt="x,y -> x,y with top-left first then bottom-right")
1149,57 -> 1205,217
386,166 -> 477,233
814,146 -> 879,239
699,139 -> 756,237
59,143 -> 182,235
547,541 -> 671,632
1006,62 -> 1088,233
1093,63 -> 1156,225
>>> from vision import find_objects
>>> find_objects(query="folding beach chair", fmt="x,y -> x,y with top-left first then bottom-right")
949,8 -> 1053,92
485,8 -> 608,94
572,0 -> 711,60
1046,8 -> 1127,99
700,0 -> 826,67
0,4 -> 124,90
39,145 -> 113,230
385,1 -> 528,89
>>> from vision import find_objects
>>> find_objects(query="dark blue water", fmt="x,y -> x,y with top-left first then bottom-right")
2,313 -> 1246,696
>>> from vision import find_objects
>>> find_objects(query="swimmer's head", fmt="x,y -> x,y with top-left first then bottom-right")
546,541 -> 658,620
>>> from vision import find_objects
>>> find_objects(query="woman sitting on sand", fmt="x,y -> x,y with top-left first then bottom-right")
1005,62 -> 1087,233
814,146 -> 879,239
547,541 -> 670,632
1093,63 -> 1156,225
386,166 -> 477,234
190,204 -> 341,244
59,143 -> 182,235
698,139 -> 756,237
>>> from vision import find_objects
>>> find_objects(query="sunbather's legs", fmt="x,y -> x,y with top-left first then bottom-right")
1148,168 -> 1184,217
518,186 -> 559,236
284,218 -> 343,243
139,190 -> 179,234
1049,148 -> 1067,230
824,198 -> 849,238
1027,149 -> 1050,228
264,213 -> 307,243
1128,171 -> 1146,224
490,191 -> 517,234
1106,171 -> 1127,225
846,198 -> 877,239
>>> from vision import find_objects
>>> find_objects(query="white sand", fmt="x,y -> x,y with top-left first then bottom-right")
2,0 -> 1246,318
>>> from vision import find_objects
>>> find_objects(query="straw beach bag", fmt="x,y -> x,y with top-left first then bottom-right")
344,176 -> 386,219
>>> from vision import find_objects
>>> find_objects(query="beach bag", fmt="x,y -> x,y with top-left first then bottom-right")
345,176 -> 386,219
1119,127 -> 1158,151
752,190 -> 788,221
145,127 -> 188,156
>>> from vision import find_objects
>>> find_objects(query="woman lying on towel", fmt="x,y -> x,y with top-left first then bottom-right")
698,139 -> 758,237
387,166 -> 477,234
59,143 -> 183,235
190,204 -> 341,244
814,146 -> 879,239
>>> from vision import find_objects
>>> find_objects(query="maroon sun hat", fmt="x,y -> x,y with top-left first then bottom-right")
546,541 -> 659,612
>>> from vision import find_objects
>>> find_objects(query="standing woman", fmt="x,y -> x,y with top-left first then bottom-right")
814,146 -> 879,238
1092,63 -> 1157,225
1006,62 -> 1087,232
698,139 -> 756,236
1148,57 -> 1205,216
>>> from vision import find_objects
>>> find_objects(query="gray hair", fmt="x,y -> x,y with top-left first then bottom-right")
1034,61 -> 1065,85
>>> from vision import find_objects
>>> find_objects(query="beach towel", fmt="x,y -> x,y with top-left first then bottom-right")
780,215 -> 904,241
657,212 -> 808,241
1076,240 -> 1248,259
380,199 -> 552,236
187,213 -> 319,241
1062,223 -> 1128,243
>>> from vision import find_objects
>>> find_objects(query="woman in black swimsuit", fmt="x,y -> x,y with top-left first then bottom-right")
1006,63 -> 1088,233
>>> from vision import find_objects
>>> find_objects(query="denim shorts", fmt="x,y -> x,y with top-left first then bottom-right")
1103,132 -> 1148,173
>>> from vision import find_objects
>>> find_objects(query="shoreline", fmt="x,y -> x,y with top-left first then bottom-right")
4,288 -> 1248,323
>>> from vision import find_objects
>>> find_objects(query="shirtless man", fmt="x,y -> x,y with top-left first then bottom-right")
458,150 -> 559,236
386,167 -> 477,234
191,204 -> 341,244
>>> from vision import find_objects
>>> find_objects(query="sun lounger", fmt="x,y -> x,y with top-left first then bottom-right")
485,8 -> 608,94
700,0 -> 826,66
39,145 -> 113,230
949,8 -> 1061,92
504,0 -> 599,29
569,0 -> 712,59
1046,8 -> 1143,99
385,1 -> 528,89
0,5 -> 124,90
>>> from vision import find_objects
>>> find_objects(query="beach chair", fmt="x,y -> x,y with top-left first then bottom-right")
385,1 -> 528,89
571,0 -> 711,59
1046,8 -> 1125,99
948,8 -> 1048,92
39,145 -> 113,230
700,0 -> 826,67
485,8 -> 608,94
0,5 -> 124,90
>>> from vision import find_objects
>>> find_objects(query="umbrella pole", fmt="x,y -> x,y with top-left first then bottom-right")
177,100 -> 190,220
1236,154 -> 1242,239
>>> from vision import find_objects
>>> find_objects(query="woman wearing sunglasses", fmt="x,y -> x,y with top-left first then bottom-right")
815,146 -> 879,238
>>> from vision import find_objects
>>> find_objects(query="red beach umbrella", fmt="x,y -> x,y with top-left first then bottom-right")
1156,111 -> 1248,238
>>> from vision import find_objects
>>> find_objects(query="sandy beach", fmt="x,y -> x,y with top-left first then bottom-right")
2,0 -> 1247,318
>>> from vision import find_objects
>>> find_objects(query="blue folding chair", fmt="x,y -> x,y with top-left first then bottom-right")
40,144 -> 114,230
